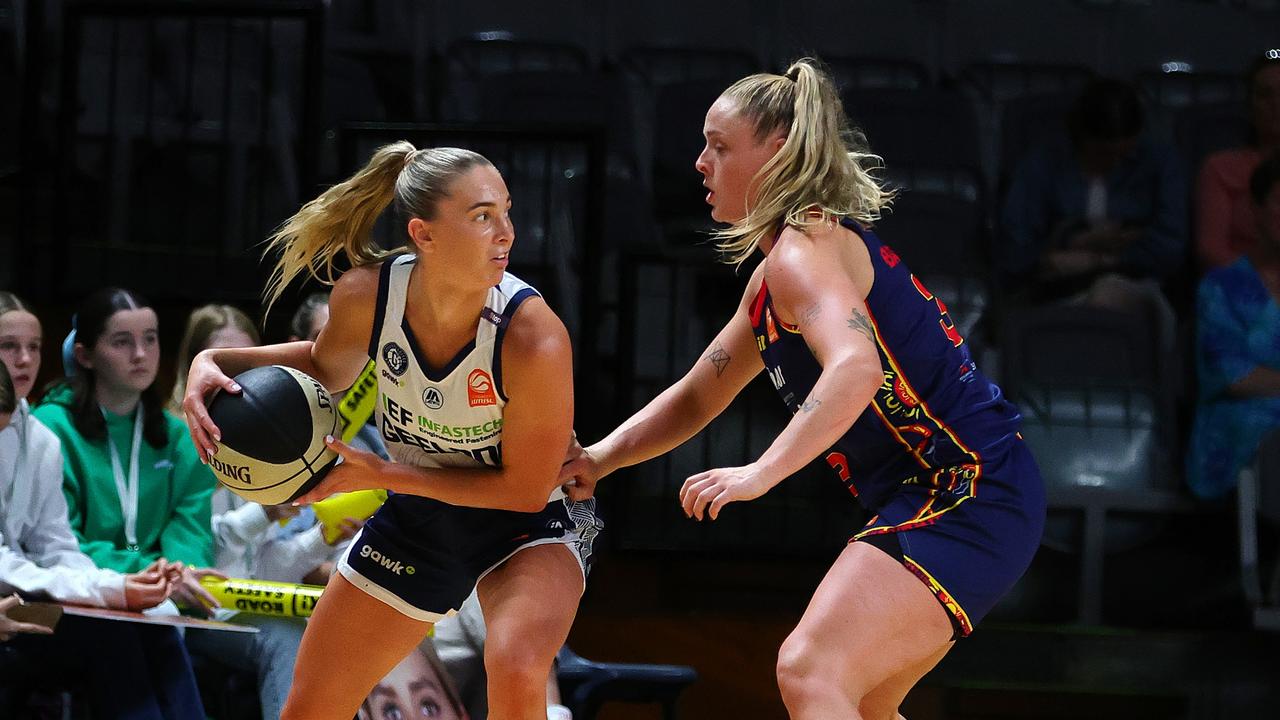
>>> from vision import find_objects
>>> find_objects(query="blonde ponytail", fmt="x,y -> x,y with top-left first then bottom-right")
713,58 -> 895,266
262,142 -> 491,312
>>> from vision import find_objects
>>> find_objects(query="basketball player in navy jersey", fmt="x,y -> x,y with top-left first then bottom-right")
182,144 -> 600,720
560,59 -> 1046,719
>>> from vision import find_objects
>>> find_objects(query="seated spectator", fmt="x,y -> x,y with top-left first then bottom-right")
32,288 -> 220,610
1196,52 -> 1280,271
1188,152 -> 1280,499
172,303 -> 358,719
167,304 -> 261,415
0,294 -> 205,719
1000,77 -> 1186,347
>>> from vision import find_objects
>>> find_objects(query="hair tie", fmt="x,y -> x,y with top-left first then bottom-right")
785,66 -> 802,82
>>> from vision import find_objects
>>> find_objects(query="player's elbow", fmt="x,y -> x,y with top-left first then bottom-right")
832,355 -> 884,404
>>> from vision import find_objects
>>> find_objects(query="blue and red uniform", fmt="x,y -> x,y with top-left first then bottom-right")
751,221 -> 1045,636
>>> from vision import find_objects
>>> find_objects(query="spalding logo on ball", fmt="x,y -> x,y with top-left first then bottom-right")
206,365 -> 338,505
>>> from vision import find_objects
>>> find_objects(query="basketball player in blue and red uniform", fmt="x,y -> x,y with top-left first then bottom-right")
181,144 -> 600,720
560,59 -> 1046,719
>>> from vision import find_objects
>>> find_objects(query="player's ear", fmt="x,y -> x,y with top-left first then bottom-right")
407,218 -> 435,255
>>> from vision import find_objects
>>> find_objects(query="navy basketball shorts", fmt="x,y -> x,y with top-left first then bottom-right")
853,437 -> 1045,637
338,492 -> 603,622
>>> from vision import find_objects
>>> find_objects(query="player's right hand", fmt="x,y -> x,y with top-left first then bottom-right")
182,349 -> 242,463
559,437 -> 604,501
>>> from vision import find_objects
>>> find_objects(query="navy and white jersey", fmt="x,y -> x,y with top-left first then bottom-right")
369,255 -> 559,493
342,254 -> 600,622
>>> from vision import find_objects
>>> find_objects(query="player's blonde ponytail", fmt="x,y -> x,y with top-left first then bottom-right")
713,58 -> 895,266
263,143 -> 491,312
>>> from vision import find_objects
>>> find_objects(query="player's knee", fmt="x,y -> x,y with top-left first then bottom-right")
485,639 -> 551,692
777,630 -> 862,706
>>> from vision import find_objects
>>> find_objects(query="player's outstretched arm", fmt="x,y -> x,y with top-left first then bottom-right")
560,266 -> 766,499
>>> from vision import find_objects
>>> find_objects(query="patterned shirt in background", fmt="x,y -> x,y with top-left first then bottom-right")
1187,257 -> 1280,498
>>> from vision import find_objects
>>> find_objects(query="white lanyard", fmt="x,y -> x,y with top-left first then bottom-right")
103,406 -> 143,552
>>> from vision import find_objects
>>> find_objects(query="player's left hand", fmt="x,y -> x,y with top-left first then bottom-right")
679,464 -> 775,521
292,436 -> 386,506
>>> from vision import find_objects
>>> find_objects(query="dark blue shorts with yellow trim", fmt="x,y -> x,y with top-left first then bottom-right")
854,438 -> 1045,637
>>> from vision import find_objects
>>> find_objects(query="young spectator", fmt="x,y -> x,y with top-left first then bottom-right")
1196,52 -> 1280,271
33,287 -> 219,610
167,304 -> 260,415
1188,152 -> 1280,499
0,293 -> 205,719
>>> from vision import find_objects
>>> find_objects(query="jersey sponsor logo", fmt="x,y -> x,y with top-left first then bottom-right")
468,369 -> 497,407
358,544 -> 414,576
422,386 -> 445,410
382,342 -> 410,377
379,367 -> 404,387
380,415 -> 503,467
382,395 -> 502,444
481,306 -> 507,327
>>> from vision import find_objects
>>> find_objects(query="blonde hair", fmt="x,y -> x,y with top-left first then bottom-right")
262,142 -> 492,312
168,304 -> 261,414
713,57 -> 894,265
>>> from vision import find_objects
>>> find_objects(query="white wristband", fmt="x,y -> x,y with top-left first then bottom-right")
547,704 -> 573,720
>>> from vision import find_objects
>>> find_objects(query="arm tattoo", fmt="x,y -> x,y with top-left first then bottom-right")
847,307 -> 876,343
704,341 -> 731,378
799,396 -> 822,413
798,302 -> 821,328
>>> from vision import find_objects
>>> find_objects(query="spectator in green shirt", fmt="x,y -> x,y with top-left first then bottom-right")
34,287 -> 221,613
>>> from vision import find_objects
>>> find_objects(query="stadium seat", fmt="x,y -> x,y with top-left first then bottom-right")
557,645 -> 698,720
1237,430 -> 1280,632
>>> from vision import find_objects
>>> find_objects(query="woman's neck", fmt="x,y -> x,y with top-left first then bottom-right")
95,383 -> 142,417
407,263 -> 490,331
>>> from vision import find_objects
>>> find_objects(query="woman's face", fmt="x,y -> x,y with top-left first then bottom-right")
0,310 -> 42,401
695,96 -> 787,224
408,164 -> 514,288
1251,64 -> 1280,144
79,308 -> 160,396
362,651 -> 465,720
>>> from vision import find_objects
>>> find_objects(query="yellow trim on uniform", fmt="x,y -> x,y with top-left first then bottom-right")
903,554 -> 974,636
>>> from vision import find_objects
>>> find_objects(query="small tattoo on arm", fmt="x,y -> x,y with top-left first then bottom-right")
704,342 -> 731,378
847,307 -> 875,342
799,396 -> 822,413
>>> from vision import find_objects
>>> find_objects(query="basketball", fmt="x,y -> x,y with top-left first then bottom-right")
205,365 -> 339,505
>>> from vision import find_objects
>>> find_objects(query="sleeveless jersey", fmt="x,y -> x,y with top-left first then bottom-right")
751,222 -> 1022,512
369,255 -> 548,486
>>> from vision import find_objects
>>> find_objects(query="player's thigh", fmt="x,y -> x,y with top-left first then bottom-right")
779,541 -> 954,698
288,573 -> 432,709
477,543 -> 584,666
